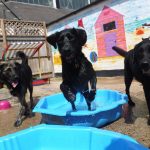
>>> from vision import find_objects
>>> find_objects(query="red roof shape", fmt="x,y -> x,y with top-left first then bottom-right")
78,18 -> 84,28
96,5 -> 123,23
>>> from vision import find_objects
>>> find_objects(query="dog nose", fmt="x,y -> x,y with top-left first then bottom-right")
62,44 -> 71,53
14,76 -> 19,81
64,46 -> 70,51
141,62 -> 149,70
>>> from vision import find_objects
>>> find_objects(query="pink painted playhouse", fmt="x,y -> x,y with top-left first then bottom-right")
95,6 -> 127,57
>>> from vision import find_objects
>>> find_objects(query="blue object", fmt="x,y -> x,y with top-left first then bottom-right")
0,124 -> 148,150
90,51 -> 98,62
33,89 -> 128,127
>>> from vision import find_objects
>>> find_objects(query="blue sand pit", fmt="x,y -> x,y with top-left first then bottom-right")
0,124 -> 148,150
33,89 -> 128,127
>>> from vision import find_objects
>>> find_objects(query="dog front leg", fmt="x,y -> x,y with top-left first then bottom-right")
89,75 -> 97,100
82,75 -> 97,111
143,84 -> 150,125
60,83 -> 76,110
82,89 -> 91,111
14,94 -> 27,127
14,105 -> 26,127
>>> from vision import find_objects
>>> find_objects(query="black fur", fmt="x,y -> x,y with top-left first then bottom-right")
0,51 -> 34,127
47,28 -> 97,110
112,38 -> 150,125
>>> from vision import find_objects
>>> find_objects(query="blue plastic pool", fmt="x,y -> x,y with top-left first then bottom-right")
0,124 -> 148,150
33,89 -> 128,127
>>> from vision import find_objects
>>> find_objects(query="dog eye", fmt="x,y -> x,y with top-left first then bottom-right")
67,34 -> 74,41
14,66 -> 18,70
3,70 -> 8,75
5,68 -> 11,72
138,53 -> 143,59
58,36 -> 64,43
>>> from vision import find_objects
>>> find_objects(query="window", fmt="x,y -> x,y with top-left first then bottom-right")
39,0 -> 50,5
56,0 -> 89,10
103,21 -> 116,32
15,0 -> 53,6
90,0 -> 98,3
28,0 -> 34,4
17,0 -> 24,2
34,0 -> 39,4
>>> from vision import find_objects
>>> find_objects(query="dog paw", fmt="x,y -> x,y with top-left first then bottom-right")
88,107 -> 91,111
68,91 -> 76,100
89,91 -> 96,101
70,101 -> 76,111
128,101 -> 135,107
68,94 -> 76,101
72,107 -> 77,111
125,116 -> 135,124
28,112 -> 35,118
14,119 -> 22,127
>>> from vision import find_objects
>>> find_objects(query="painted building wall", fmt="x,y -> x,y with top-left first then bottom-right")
47,0 -> 150,73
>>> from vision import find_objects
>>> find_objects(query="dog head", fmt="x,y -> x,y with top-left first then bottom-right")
47,28 -> 87,62
0,63 -> 20,88
134,38 -> 150,76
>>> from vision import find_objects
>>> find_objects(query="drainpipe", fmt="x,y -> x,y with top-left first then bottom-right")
2,8 -> 6,19
1,0 -> 20,20
52,0 -> 57,8
88,0 -> 91,4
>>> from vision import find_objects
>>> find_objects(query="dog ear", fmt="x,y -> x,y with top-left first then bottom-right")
73,28 -> 87,46
47,32 -> 60,49
142,37 -> 150,42
0,64 -> 5,72
133,42 -> 143,63
0,64 -> 5,83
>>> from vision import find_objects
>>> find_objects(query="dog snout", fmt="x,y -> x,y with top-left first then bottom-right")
141,61 -> 150,71
13,75 -> 19,81
63,46 -> 71,52
62,44 -> 71,54
62,48 -> 71,55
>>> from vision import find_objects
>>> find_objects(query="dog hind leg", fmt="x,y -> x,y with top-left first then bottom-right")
124,68 -> 135,106
27,81 -> 35,117
143,85 -> 150,125
28,82 -> 33,108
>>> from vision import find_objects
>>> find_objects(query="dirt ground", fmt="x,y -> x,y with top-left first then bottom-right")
0,76 -> 149,148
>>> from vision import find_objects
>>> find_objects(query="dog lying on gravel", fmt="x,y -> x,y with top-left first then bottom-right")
0,51 -> 34,127
47,28 -> 97,111
112,38 -> 150,125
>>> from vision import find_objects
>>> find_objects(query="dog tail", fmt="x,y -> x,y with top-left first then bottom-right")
16,51 -> 28,65
112,46 -> 127,57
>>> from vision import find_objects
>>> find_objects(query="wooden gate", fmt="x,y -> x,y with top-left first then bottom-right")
0,19 -> 54,81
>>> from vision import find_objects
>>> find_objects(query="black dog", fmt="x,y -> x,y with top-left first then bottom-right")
47,28 -> 97,111
0,51 -> 34,127
112,38 -> 150,125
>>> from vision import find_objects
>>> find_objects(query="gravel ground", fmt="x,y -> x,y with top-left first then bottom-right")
0,76 -> 149,148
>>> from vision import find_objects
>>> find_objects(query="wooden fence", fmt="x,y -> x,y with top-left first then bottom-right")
0,19 -> 54,80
